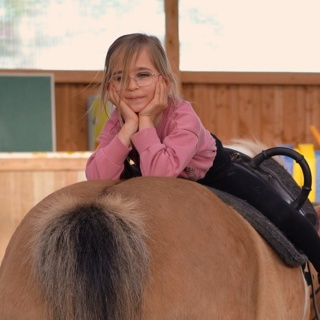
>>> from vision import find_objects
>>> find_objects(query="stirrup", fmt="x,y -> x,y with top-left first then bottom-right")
225,146 -> 318,228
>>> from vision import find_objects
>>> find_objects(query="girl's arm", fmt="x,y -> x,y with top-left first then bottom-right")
132,127 -> 198,177
132,103 -> 215,179
85,111 -> 131,180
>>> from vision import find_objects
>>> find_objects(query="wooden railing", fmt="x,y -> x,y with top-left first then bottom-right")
0,152 -> 91,264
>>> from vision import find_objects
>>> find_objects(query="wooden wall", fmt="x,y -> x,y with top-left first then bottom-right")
4,70 -> 320,151
183,72 -> 320,147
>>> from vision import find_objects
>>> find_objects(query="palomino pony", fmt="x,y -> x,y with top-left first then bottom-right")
0,140 -> 317,319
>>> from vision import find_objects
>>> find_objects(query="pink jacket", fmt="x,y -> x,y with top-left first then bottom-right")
85,99 -> 217,181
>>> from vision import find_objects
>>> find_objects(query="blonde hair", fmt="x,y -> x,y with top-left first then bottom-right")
100,33 -> 180,109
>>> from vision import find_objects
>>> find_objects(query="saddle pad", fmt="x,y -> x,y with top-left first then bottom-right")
209,187 -> 307,267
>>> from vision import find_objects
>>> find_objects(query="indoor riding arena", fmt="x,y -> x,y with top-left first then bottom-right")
1,1 -> 320,319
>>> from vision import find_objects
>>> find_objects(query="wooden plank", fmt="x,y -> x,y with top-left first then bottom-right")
214,85 -> 234,142
282,87 -> 298,143
237,86 -> 254,139
0,69 -> 104,84
305,87 -> 318,143
3,69 -> 320,85
182,71 -> 320,85
262,86 -> 286,144
296,86 -> 307,142
0,158 -> 88,171
227,85 -> 240,140
309,88 -> 320,147
0,153 -> 91,171
55,83 -> 98,151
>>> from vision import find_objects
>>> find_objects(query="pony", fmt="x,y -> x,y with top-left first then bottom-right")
0,139 -> 318,319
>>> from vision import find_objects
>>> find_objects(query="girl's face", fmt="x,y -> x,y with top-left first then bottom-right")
110,47 -> 161,113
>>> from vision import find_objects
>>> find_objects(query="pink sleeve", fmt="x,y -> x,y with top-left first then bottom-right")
131,109 -> 204,177
85,111 -> 131,180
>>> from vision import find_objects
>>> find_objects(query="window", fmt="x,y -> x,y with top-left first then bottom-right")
179,0 -> 320,72
2,0 -> 320,72
0,0 -> 164,70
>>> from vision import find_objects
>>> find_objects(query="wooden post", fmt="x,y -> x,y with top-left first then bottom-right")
164,0 -> 181,90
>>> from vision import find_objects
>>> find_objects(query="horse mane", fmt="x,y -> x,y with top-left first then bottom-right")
225,138 -> 285,166
225,138 -> 269,157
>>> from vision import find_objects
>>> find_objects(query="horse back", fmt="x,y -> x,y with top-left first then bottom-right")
124,178 -> 308,319
0,177 -> 309,320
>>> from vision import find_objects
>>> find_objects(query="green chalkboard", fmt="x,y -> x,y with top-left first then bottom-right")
0,74 -> 55,151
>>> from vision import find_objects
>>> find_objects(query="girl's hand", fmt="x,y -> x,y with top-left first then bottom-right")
108,87 -> 138,125
108,87 -> 138,147
139,76 -> 168,129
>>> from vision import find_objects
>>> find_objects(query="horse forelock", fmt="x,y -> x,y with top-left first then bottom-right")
28,184 -> 149,320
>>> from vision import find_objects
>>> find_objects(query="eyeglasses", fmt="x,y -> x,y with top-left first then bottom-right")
110,71 -> 161,89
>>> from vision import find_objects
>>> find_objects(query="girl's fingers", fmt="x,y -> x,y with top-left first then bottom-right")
113,92 -> 138,122
140,78 -> 167,118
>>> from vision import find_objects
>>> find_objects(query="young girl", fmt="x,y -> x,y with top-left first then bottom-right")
86,33 -> 320,275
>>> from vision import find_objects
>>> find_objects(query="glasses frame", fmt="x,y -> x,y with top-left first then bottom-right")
110,72 -> 161,89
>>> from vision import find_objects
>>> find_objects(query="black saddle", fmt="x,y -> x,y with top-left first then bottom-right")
224,146 -> 318,230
